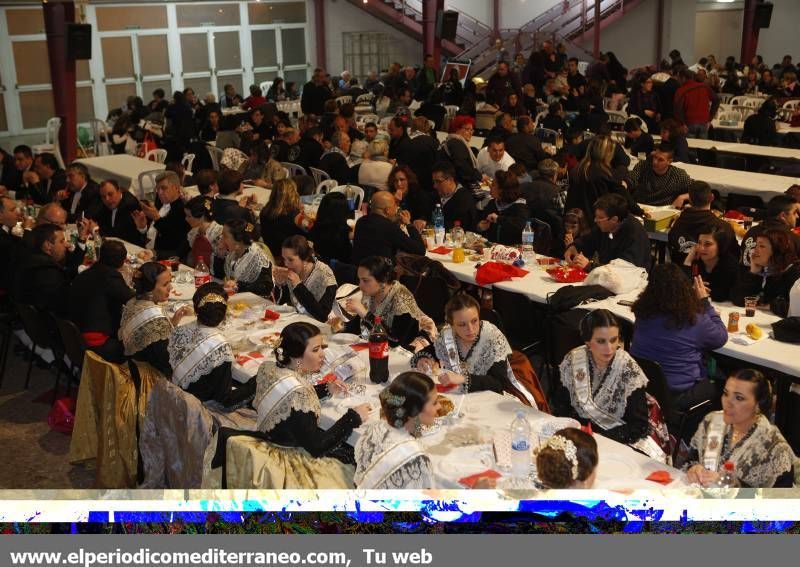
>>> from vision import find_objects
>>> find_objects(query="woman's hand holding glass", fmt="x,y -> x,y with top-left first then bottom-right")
416,356 -> 440,377
345,297 -> 368,319
439,369 -> 466,387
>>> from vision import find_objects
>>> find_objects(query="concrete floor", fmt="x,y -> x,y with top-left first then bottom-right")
0,337 -> 94,489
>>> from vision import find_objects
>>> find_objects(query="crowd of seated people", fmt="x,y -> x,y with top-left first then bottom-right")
1,45 -> 799,491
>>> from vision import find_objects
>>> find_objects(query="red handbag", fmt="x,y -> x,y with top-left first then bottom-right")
48,397 -> 76,435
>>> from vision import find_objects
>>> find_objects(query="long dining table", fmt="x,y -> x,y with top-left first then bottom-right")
115,238 -> 685,490
426,250 -> 800,378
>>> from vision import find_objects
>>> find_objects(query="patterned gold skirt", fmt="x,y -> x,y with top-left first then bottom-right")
225,436 -> 354,489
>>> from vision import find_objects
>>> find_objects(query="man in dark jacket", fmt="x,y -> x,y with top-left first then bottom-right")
486,62 -> 522,107
28,153 -> 67,205
14,224 -> 72,316
59,162 -> 101,222
505,116 -> 550,171
351,191 -> 426,264
133,171 -> 190,258
388,117 -> 414,165
295,127 -> 325,172
68,239 -> 134,362
669,181 -> 737,264
432,161 -> 477,231
96,180 -> 145,246
301,68 -> 333,116
318,131 -> 352,186
0,196 -> 23,298
213,169 -> 254,225
565,193 -> 650,270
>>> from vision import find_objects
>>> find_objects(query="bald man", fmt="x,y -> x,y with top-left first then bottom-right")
351,190 -> 426,264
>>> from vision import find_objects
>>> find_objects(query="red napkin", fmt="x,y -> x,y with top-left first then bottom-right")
263,309 -> 280,321
546,266 -> 588,283
475,261 -> 529,286
459,469 -> 502,489
645,471 -> 674,485
724,210 -> 747,220
580,422 -> 593,436
429,246 -> 453,254
316,373 -> 337,385
235,351 -> 264,366
436,383 -> 458,393
350,343 -> 369,352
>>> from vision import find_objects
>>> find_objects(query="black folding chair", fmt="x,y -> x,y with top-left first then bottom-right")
55,317 -> 87,399
15,303 -> 63,401
0,310 -> 15,389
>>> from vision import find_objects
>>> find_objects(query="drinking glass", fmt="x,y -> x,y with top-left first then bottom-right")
744,296 -> 758,317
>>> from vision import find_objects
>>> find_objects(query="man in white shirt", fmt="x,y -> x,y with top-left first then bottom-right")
476,138 -> 516,179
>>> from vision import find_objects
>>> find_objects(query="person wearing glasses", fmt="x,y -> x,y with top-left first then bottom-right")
564,193 -> 650,271
431,161 -> 478,232
351,191 -> 426,264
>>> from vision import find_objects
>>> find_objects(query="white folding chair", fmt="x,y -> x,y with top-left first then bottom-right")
181,153 -> 196,181
627,114 -> 648,133
207,145 -> 224,171
444,105 -> 459,119
136,169 -> 164,200
718,110 -> 743,125
90,118 -> 111,156
718,93 -> 734,105
315,179 -> 338,196
309,166 -> 330,187
775,108 -> 795,123
259,81 -> 273,97
533,127 -> 559,145
281,162 -> 307,177
356,93 -> 375,106
336,95 -> 353,107
783,100 -> 800,110
330,184 -> 365,210
729,96 -> 748,107
742,98 -> 761,109
32,116 -> 64,168
731,105 -> 756,119
144,148 -> 168,164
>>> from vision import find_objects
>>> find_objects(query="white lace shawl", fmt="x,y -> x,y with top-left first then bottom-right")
288,260 -> 337,307
354,420 -> 433,489
254,362 -> 321,434
225,242 -> 272,284
430,321 -> 511,375
167,322 -> 234,390
119,298 -> 173,356
690,412 -> 795,488
363,282 -> 426,328
559,346 -> 647,423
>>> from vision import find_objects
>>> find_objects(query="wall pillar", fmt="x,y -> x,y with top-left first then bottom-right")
43,0 -> 77,164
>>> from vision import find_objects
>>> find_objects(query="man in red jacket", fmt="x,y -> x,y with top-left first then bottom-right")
674,68 -> 719,139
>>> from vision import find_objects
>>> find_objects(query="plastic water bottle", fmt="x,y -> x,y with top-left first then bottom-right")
521,221 -> 537,266
432,204 -> 445,245
510,411 -> 531,478
194,256 -> 211,288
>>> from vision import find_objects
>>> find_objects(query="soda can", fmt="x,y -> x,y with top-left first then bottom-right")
727,312 -> 740,333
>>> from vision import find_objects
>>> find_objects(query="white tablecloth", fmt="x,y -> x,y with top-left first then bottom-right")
77,155 -> 165,196
671,162 -> 800,199
687,138 -> 800,161
426,251 -> 800,376
315,352 -> 685,490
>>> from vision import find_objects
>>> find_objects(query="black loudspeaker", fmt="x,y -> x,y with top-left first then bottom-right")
66,23 -> 92,60
436,10 -> 459,42
754,2 -> 773,29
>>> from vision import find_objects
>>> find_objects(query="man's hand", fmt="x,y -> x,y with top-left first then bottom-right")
131,209 -> 148,230
140,200 -> 159,221
398,209 -> 411,226
569,252 -> 590,270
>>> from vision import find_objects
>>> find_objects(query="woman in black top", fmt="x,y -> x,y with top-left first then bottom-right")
199,109 -> 222,143
732,229 -> 800,317
308,192 -> 352,264
477,170 -> 530,245
388,165 -> 433,231
628,75 -> 662,133
683,225 -> 740,302
258,178 -> 305,258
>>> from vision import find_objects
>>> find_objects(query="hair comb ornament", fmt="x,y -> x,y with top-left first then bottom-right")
198,293 -> 227,308
545,435 -> 579,480
245,223 -> 254,233
379,389 -> 406,407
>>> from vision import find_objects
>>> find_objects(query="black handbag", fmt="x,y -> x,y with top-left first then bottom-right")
772,316 -> 800,344
546,284 -> 614,312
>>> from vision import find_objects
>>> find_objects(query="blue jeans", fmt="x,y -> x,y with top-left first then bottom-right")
686,123 -> 709,139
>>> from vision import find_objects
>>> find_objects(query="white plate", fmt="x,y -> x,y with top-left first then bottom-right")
328,333 -> 362,345
248,329 -> 282,348
269,304 -> 296,314
435,447 -> 494,481
596,455 -> 639,480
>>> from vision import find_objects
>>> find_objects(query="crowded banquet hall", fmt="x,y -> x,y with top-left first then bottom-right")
1,0 -> 800,493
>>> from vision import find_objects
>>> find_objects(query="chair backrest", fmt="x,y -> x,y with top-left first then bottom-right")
136,169 -> 164,200
207,145 -> 224,171
281,161 -> 307,177
181,153 -> 196,174
533,110 -> 548,128
718,93 -> 734,105
144,148 -> 168,164
336,95 -> 353,106
783,99 -> 800,110
730,105 -> 756,119
776,108 -> 795,123
45,116 -> 61,145
55,317 -> 87,372
16,303 -> 57,350
742,97 -> 762,108
627,113 -> 649,133
718,110 -> 743,124
356,93 -> 375,105
309,166 -> 330,186
633,355 -> 672,416
357,113 -> 379,125
729,96 -> 747,107
444,105 -> 459,118
330,184 -> 365,210
533,127 -> 558,145
259,80 -> 273,96
315,179 -> 338,196
90,118 -> 111,156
